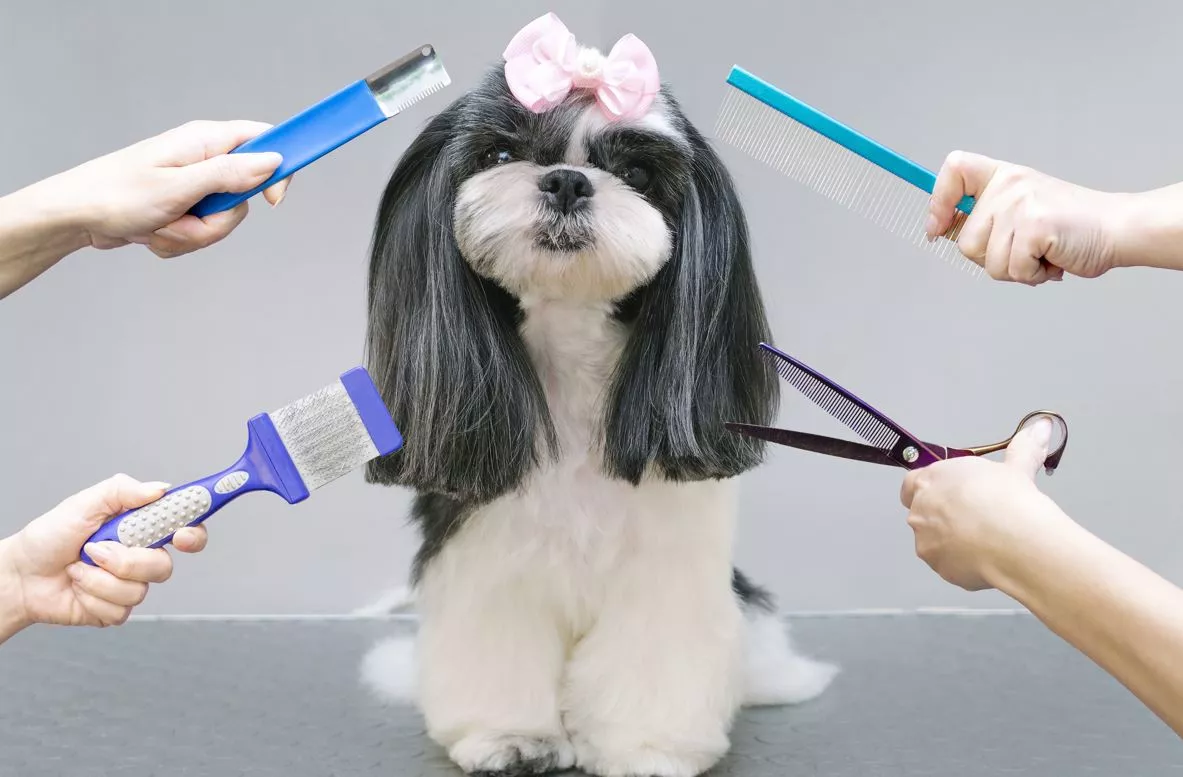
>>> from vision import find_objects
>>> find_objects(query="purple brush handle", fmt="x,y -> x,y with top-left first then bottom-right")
80,413 -> 309,565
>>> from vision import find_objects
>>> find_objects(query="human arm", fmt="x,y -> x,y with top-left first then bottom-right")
925,150 -> 1183,283
0,474 -> 208,646
901,422 -> 1183,736
0,120 -> 293,300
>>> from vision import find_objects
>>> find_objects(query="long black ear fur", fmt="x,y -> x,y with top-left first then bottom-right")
603,104 -> 778,483
364,101 -> 556,502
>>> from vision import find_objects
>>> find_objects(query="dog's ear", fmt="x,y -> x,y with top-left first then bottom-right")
365,102 -> 555,501
603,116 -> 778,483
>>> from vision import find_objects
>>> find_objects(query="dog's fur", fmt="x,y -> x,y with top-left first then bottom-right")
358,62 -> 837,777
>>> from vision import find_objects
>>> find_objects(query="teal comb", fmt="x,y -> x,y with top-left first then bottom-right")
716,65 -> 981,277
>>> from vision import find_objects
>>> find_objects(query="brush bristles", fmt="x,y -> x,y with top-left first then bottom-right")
270,381 -> 379,490
716,88 -> 981,277
762,350 -> 901,451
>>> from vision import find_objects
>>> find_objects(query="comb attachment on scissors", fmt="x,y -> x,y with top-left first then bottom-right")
759,347 -> 899,451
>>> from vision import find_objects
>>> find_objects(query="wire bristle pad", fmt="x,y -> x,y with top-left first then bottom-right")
763,350 -> 901,451
716,89 -> 981,277
269,381 -> 379,491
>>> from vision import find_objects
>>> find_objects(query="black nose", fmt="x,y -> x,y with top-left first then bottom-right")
539,169 -> 594,215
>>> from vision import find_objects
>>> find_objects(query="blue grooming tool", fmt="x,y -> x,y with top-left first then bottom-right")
80,367 -> 402,565
189,44 -> 450,218
716,65 -> 981,275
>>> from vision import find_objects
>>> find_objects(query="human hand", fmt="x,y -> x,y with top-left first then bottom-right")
899,418 -> 1069,591
925,151 -> 1134,284
0,474 -> 208,630
45,120 -> 293,259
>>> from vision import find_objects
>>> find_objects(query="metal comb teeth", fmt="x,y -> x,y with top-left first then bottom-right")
269,381 -> 379,491
761,349 -> 901,451
716,87 -> 981,277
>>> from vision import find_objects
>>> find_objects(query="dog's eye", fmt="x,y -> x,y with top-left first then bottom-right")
484,148 -> 514,166
621,164 -> 652,191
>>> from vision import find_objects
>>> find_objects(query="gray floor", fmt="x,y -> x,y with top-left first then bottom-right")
1,614 -> 1179,776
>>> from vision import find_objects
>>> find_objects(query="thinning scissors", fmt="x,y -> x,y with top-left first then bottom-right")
727,343 -> 1068,473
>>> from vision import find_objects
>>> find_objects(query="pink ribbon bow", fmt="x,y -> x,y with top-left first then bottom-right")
502,12 -> 660,121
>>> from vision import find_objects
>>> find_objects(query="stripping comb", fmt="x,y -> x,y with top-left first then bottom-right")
80,367 -> 402,564
190,44 -> 451,217
716,65 -> 981,276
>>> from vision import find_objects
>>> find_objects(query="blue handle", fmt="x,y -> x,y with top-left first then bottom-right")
726,66 -> 975,215
81,414 -> 310,564
189,79 -> 388,218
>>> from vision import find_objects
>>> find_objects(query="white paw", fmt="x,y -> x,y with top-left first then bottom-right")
573,737 -> 725,777
449,732 -> 576,775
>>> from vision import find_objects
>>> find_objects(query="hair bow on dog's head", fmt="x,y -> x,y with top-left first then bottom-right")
503,12 -> 660,120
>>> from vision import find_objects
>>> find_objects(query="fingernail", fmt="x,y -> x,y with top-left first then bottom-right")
147,481 -> 171,491
246,152 -> 283,175
924,214 -> 938,235
84,542 -> 111,564
1032,417 -> 1053,446
272,187 -> 287,208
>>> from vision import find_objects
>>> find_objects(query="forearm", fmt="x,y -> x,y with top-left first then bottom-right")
992,501 -> 1183,736
0,539 -> 30,645
0,176 -> 90,300
1113,183 -> 1183,272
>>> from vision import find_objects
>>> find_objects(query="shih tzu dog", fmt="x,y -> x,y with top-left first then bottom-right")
358,13 -> 837,777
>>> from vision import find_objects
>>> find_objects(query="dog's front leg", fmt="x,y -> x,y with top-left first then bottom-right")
417,551 -> 574,776
562,489 -> 745,777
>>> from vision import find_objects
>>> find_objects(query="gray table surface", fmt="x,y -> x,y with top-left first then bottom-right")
1,614 -> 1179,776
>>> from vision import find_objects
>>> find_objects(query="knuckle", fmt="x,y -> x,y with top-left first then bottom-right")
179,119 -> 212,135
210,155 -> 242,186
944,150 -> 968,171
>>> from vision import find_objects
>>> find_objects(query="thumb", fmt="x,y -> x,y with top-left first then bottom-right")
927,150 -> 999,236
58,474 -> 170,531
175,151 -> 284,203
1002,417 -> 1052,480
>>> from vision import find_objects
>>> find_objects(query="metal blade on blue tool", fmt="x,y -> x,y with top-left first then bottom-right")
758,342 -> 943,468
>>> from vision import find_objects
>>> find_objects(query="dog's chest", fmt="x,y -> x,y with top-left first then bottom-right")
480,301 -> 671,562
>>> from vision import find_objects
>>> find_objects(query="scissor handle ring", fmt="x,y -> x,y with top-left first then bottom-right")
1014,410 -> 1069,473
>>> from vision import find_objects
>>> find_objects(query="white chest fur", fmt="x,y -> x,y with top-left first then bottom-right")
362,301 -> 836,777
427,298 -> 738,634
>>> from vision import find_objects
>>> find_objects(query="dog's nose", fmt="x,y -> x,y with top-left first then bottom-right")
539,169 -> 594,215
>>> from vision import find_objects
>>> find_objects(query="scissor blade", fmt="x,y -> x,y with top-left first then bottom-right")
725,423 -> 901,467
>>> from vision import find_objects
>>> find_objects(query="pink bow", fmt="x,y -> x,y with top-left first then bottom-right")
502,12 -> 660,121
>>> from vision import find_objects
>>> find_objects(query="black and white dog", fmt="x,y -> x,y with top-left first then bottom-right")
359,13 -> 836,776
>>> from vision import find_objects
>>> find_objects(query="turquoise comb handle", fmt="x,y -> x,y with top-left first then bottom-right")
726,66 -> 974,215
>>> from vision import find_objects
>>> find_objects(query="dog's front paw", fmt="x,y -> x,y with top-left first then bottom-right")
449,732 -> 576,776
572,735 -> 726,777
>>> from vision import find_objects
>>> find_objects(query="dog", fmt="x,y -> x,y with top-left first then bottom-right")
358,13 -> 837,777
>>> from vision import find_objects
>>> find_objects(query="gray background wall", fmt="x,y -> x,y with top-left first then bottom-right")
2,1 -> 1181,615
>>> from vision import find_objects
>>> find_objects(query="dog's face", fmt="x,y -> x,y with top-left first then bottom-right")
450,78 -> 690,302
364,66 -> 777,500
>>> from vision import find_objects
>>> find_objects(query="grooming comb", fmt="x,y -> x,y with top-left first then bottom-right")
716,65 -> 980,276
760,346 -> 908,454
80,367 -> 402,565
190,44 -> 451,217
